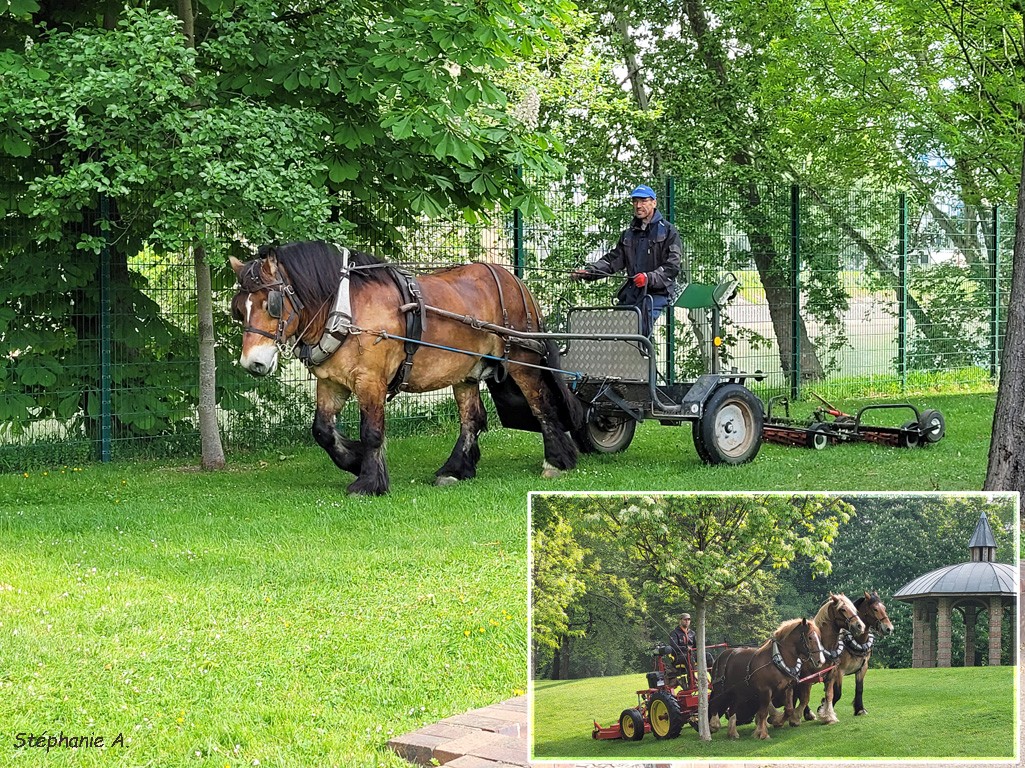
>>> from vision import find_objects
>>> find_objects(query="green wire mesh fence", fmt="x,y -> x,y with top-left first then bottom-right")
0,176 -> 1012,468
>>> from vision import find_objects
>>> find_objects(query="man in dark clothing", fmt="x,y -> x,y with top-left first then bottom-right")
573,184 -> 683,336
667,613 -> 696,688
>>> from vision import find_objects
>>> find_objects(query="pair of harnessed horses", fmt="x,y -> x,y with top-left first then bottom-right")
708,592 -> 893,739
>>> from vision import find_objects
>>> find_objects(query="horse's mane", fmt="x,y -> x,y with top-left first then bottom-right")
814,593 -> 856,626
772,617 -> 808,641
262,241 -> 394,303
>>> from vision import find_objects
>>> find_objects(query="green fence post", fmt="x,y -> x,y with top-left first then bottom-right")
990,204 -> 1000,379
898,193 -> 907,390
665,175 -> 675,385
790,185 -> 800,399
513,167 -> 524,279
100,193 -> 112,462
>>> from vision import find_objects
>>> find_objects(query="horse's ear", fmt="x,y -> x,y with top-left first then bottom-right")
229,256 -> 245,276
264,249 -> 281,278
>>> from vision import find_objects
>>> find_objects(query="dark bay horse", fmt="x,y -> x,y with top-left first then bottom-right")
229,241 -> 583,495
708,617 -> 826,739
809,591 -> 893,723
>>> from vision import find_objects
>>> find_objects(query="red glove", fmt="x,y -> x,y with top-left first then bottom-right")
633,272 -> 648,288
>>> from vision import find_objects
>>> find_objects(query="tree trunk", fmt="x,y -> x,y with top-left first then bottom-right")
176,2 -> 224,469
194,246 -> 226,469
558,634 -> 571,680
741,180 -> 825,379
984,140 -> 1025,493
695,596 -> 712,742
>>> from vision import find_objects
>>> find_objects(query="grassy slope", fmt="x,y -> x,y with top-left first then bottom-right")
0,391 -> 998,766
533,666 -> 1016,760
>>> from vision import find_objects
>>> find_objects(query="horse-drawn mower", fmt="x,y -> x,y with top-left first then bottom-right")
762,392 -> 946,450
592,644 -> 721,742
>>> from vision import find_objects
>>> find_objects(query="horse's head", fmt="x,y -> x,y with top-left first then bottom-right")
776,617 -> 827,669
857,591 -> 894,636
229,250 -> 304,377
828,592 -> 866,636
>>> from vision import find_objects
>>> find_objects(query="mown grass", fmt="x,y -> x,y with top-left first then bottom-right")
0,391 -> 998,766
532,666 -> 1016,760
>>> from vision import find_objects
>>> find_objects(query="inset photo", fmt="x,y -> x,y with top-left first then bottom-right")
528,492 -> 1019,762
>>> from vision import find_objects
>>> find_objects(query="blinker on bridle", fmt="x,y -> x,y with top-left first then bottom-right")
235,260 -> 304,344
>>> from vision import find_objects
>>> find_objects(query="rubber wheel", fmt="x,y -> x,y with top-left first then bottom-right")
693,384 -> 763,465
647,691 -> 684,740
619,708 -> 645,741
574,411 -> 637,454
806,422 -> 829,450
918,408 -> 945,443
899,420 -> 920,448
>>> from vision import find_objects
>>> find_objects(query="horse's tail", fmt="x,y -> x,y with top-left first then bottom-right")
540,338 -> 585,432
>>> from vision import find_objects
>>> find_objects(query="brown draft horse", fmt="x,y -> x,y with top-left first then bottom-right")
801,591 -> 893,724
707,617 -> 826,739
777,593 -> 866,727
229,241 -> 583,495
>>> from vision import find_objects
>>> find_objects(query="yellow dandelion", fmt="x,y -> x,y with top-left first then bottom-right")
463,630 -> 470,637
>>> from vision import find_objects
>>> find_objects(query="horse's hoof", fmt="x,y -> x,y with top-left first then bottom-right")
541,467 -> 562,479
346,480 -> 388,496
435,475 -> 459,487
855,709 -> 867,716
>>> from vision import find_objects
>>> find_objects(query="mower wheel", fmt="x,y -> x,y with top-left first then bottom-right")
574,411 -> 637,454
918,408 -> 945,443
693,384 -> 763,465
619,708 -> 645,741
898,421 -> 920,448
806,423 -> 829,450
647,691 -> 684,740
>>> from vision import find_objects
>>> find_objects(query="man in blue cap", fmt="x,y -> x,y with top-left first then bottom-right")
573,184 -> 682,335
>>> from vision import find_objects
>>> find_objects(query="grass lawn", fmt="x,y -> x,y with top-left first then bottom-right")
0,390 -> 999,765
532,666 -> 1017,760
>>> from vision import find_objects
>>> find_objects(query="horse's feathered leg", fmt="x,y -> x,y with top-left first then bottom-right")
852,661 -> 867,715
347,383 -> 390,496
312,381 -> 362,475
506,363 -> 578,477
435,381 -> 487,486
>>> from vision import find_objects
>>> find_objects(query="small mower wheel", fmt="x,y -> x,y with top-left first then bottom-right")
619,708 -> 645,741
574,411 -> 637,454
806,422 -> 829,450
647,691 -> 684,740
693,384 -> 764,465
898,421 -> 920,448
918,408 -> 945,443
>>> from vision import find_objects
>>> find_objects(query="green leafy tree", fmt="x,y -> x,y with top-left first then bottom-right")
580,493 -> 854,742
0,0 -> 574,461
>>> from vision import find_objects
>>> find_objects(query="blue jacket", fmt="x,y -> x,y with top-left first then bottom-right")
581,210 -> 682,306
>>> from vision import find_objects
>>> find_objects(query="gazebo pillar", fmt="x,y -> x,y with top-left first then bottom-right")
936,597 -> 952,667
913,600 -> 937,668
963,605 -> 977,667
989,596 -> 1003,666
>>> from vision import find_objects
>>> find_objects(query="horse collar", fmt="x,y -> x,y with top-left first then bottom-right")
771,638 -> 803,679
296,247 -> 356,367
843,629 -> 875,657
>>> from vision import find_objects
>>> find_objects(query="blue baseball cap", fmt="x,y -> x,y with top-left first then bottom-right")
629,184 -> 657,199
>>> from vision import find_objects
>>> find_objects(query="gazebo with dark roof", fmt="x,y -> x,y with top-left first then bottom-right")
894,511 -> 1017,668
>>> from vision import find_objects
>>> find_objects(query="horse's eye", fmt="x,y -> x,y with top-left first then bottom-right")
231,300 -> 243,322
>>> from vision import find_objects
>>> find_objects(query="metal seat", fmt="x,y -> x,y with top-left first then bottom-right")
562,307 -> 649,381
